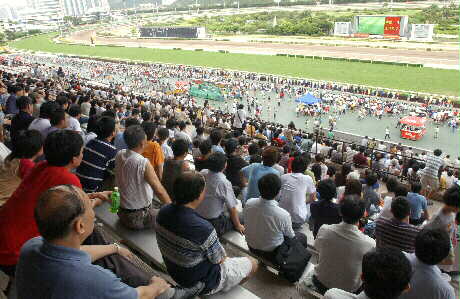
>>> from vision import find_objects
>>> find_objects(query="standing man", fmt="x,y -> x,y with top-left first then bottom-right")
385,126 -> 390,140
434,126 -> 439,139
232,104 -> 246,135
10,96 -> 34,142
420,149 -> 444,198
5,84 -> 25,115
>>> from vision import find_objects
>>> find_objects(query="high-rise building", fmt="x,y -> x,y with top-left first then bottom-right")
63,0 -> 86,16
22,0 -> 65,21
20,0 -> 109,21
0,5 -> 19,21
26,0 -> 40,10
63,0 -> 110,16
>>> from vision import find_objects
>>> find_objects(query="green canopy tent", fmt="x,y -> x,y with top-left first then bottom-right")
189,82 -> 225,101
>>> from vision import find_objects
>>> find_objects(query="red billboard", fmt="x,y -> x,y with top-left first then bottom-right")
384,16 -> 401,35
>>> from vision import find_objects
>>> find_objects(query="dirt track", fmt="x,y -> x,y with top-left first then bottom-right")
70,30 -> 459,67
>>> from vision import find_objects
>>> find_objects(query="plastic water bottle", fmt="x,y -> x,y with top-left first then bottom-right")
110,187 -> 120,213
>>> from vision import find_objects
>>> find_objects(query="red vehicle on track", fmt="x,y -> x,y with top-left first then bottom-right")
400,116 -> 427,140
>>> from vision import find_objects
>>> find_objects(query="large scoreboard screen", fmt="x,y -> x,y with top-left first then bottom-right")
356,16 -> 406,36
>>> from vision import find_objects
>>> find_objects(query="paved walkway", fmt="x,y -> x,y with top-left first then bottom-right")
191,93 -> 460,158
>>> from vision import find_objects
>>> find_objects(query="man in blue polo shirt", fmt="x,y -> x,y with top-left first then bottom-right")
156,171 -> 258,295
241,146 -> 280,204
406,182 -> 430,226
15,185 -> 196,299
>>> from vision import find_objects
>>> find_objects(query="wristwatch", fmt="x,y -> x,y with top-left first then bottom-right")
113,242 -> 121,254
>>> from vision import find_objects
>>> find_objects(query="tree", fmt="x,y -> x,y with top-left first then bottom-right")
63,16 -> 82,26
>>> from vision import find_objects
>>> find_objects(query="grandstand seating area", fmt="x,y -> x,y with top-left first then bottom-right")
0,58 -> 458,299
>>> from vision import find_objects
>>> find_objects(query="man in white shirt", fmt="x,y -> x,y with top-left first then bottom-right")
279,156 -> 316,230
28,101 -> 57,137
453,156 -> 460,169
313,195 -> 376,294
157,128 -> 173,160
232,104 -> 246,132
243,174 -> 309,265
115,125 -> 171,229
324,247 -> 412,299
67,104 -> 83,133
310,141 -> 324,156
80,97 -> 91,117
174,121 -> 192,144
377,141 -> 387,152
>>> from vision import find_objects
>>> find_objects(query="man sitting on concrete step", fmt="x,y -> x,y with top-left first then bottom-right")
15,185 -> 200,299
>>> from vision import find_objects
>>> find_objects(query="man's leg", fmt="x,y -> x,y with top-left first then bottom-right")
142,205 -> 159,229
427,177 -> 439,200
420,175 -> 430,197
208,214 -> 235,237
83,226 -> 151,287
206,257 -> 258,295
118,209 -> 145,230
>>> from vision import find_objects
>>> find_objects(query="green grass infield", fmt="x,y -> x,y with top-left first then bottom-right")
10,34 -> 459,96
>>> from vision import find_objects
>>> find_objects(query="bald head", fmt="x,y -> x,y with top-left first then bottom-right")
35,185 -> 86,242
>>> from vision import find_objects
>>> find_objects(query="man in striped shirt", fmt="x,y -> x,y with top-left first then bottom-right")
76,116 -> 117,192
156,172 -> 258,295
375,196 -> 420,253
420,149 -> 445,198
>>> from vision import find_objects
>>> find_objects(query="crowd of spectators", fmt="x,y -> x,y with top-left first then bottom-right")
0,55 -> 458,299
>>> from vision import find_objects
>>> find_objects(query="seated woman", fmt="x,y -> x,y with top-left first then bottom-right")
0,130 -> 43,204
115,125 -> 171,230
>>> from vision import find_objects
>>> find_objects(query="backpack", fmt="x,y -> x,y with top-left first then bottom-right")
275,237 -> 312,283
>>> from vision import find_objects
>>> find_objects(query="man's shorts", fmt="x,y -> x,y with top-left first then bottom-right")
421,175 -> 439,191
206,257 -> 253,295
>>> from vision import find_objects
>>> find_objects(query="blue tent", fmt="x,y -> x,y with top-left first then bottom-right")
295,93 -> 321,105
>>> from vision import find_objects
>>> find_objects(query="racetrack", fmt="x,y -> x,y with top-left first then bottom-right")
70,30 -> 459,69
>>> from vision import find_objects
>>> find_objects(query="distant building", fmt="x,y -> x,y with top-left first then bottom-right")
26,0 -> 41,10
0,5 -> 19,21
20,0 -> 65,22
64,0 -> 110,17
